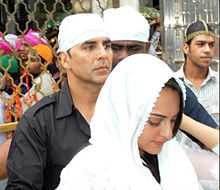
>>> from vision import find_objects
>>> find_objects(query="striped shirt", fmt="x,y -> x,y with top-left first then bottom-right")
175,66 -> 219,125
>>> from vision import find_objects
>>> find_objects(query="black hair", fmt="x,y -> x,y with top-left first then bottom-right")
164,78 -> 184,136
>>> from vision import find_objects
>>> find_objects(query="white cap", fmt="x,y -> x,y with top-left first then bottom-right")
103,6 -> 150,42
57,13 -> 109,53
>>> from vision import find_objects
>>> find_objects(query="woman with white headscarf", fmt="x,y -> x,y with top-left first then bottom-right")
56,54 -> 202,190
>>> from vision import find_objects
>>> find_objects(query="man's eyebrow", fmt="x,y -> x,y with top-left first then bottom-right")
127,44 -> 144,47
103,39 -> 111,44
82,40 -> 96,45
195,40 -> 215,43
82,39 -> 111,45
112,44 -> 144,47
112,43 -> 124,47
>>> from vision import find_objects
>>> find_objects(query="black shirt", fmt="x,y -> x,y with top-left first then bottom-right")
141,152 -> 160,184
6,79 -> 90,190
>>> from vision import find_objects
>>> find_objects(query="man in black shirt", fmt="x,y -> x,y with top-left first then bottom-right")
3,7 -> 218,190
6,13 -> 112,190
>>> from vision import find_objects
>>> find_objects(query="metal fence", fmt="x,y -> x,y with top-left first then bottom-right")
0,0 -> 116,132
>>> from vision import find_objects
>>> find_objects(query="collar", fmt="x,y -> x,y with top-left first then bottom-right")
56,78 -> 76,119
177,64 -> 218,82
208,67 -> 218,81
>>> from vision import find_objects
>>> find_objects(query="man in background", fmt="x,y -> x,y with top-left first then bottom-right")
103,6 -> 217,129
176,20 -> 219,125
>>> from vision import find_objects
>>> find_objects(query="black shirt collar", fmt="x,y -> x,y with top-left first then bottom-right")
56,79 -> 75,119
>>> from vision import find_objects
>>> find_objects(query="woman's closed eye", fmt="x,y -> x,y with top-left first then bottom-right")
146,115 -> 177,128
146,117 -> 163,127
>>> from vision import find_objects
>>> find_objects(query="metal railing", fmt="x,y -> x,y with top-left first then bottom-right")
0,0 -> 116,132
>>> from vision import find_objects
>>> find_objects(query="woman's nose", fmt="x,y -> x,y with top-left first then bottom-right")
160,121 -> 173,140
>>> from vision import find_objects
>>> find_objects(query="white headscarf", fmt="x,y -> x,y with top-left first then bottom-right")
57,54 -> 201,190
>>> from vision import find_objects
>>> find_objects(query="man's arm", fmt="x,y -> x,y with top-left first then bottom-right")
0,139 -> 11,179
184,85 -> 218,128
181,114 -> 219,150
6,114 -> 47,190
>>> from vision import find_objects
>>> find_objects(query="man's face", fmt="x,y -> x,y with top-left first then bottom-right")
26,53 -> 42,75
183,34 -> 215,69
111,40 -> 149,68
64,37 -> 112,86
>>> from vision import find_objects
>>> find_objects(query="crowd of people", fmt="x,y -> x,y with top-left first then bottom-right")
0,5 -> 219,190
0,29 -> 60,121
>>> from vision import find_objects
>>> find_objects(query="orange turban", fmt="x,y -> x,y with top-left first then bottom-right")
33,44 -> 53,64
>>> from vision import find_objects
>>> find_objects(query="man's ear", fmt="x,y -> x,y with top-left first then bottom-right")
59,52 -> 72,70
182,43 -> 189,55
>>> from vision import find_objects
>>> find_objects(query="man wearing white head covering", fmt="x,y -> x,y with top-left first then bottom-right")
6,13 -> 112,190
57,54 -> 202,190
103,6 -> 218,128
103,6 -> 150,68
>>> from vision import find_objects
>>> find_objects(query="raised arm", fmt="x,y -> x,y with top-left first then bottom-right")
181,114 -> 219,150
183,85 -> 218,128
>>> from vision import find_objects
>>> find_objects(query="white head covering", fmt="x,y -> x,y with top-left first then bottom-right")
57,13 -> 109,53
4,34 -> 17,48
103,6 -> 150,42
57,54 -> 201,190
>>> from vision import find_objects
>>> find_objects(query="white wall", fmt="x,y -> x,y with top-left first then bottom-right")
92,0 -> 139,14
119,0 -> 139,10
92,0 -> 113,15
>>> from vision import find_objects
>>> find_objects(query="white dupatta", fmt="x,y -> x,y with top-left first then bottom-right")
57,54 -> 201,190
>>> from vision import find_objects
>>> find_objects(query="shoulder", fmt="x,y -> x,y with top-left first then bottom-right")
23,91 -> 60,119
15,92 -> 61,136
209,69 -> 219,82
